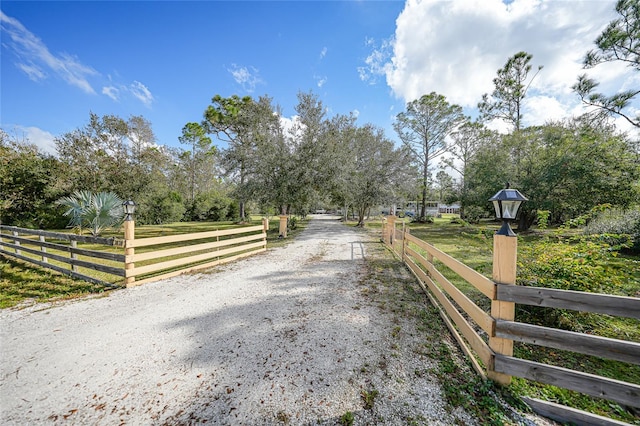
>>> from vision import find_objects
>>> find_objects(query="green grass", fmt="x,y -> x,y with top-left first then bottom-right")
0,258 -> 113,308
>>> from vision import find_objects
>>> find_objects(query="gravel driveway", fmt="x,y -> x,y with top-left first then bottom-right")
1,215 -> 478,425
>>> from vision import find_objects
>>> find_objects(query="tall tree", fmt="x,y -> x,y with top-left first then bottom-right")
466,119 -> 640,230
203,95 -> 255,221
348,124 -> 411,226
478,51 -> 543,132
0,130 -> 65,228
178,122 -> 214,205
573,0 -> 640,128
394,92 -> 464,221
442,121 -> 496,218
286,91 -> 330,213
55,113 -> 158,199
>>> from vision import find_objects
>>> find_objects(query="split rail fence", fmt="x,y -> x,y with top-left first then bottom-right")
382,217 -> 640,426
0,220 -> 268,287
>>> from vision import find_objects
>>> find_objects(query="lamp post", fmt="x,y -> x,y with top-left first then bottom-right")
488,184 -> 528,236
488,185 -> 527,385
123,200 -> 136,287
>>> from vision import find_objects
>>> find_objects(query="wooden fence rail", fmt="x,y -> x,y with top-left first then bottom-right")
124,222 -> 267,287
0,225 -> 123,285
1,220 -> 268,288
381,217 -> 640,424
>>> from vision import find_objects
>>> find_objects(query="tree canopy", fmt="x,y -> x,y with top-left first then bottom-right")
573,0 -> 640,128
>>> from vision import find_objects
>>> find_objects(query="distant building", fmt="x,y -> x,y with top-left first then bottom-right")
438,203 -> 460,214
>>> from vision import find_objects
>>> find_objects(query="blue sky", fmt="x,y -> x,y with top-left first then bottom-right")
1,0 -> 637,155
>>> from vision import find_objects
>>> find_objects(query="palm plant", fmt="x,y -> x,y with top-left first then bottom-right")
57,191 -> 123,236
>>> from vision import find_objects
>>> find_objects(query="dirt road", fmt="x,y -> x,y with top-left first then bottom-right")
1,216 -> 477,425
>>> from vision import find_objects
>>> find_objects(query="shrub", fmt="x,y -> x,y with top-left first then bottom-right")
584,207 -> 640,252
516,238 -> 629,331
536,210 -> 550,230
57,191 -> 123,236
463,206 -> 486,224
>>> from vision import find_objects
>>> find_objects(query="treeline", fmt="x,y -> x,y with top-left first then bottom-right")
1,89 -> 638,232
2,1 -> 639,230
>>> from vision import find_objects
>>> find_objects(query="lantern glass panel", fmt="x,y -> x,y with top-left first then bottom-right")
501,200 -> 521,219
492,201 -> 502,219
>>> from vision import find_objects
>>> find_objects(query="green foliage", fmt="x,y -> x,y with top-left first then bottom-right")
339,411 -> 354,426
518,238 -> 624,293
467,120 -> 639,231
536,210 -> 550,230
517,237 -> 634,331
360,388 -> 378,410
0,132 -> 66,228
288,216 -> 298,230
462,205 -> 486,224
478,51 -> 542,132
57,191 -> 123,236
137,191 -> 186,225
574,0 -> 640,127
585,207 -> 640,252
394,92 -> 465,221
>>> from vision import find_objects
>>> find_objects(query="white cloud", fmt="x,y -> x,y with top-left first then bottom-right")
16,62 -> 46,81
320,47 -> 327,59
366,0 -> 636,128
315,75 -> 327,88
102,86 -> 120,101
1,11 -> 98,94
130,81 -> 154,107
10,125 -> 57,155
352,109 -> 360,119
228,64 -> 263,93
358,37 -> 393,85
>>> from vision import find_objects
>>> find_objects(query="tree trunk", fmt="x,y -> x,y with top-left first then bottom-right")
517,210 -> 535,231
357,205 -> 367,227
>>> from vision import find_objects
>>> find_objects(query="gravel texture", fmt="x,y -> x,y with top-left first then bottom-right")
1,215 -> 530,425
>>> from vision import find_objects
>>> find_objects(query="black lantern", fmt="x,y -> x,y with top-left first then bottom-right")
122,200 -> 136,221
489,184 -> 527,236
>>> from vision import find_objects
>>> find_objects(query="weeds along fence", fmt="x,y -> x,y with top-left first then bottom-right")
382,217 -> 640,425
0,220 -> 268,288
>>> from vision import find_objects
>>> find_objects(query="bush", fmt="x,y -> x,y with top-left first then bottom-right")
584,207 -> 640,252
536,210 -> 550,230
516,238 -> 630,331
138,191 -> 186,225
463,206 -> 486,224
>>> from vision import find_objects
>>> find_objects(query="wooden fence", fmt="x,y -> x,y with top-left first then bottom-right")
0,225 -> 124,285
382,217 -> 640,426
0,220 -> 268,287
124,220 -> 267,287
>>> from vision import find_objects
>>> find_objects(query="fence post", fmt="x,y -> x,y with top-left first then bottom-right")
262,217 -> 269,233
401,221 -> 406,260
386,215 -> 396,247
70,240 -> 78,272
278,215 -> 288,238
124,218 -> 135,287
488,232 -> 518,385
13,231 -> 20,255
40,235 -> 47,263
